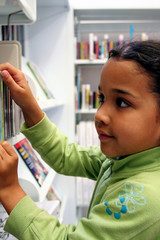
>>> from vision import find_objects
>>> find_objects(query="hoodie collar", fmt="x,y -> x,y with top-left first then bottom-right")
110,147 -> 160,177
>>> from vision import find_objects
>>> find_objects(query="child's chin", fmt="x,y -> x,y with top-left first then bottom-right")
100,148 -> 119,158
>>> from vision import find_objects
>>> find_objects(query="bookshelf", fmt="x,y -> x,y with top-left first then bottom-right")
24,0 -> 76,226
0,41 -> 61,205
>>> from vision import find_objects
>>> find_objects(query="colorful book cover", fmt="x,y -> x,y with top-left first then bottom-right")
14,138 -> 48,186
46,186 -> 61,202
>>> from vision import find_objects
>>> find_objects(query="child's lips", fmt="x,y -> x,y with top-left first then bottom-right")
98,130 -> 114,141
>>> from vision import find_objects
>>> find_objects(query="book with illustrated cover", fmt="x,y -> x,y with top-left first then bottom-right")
46,186 -> 62,202
26,61 -> 55,100
14,138 -> 48,186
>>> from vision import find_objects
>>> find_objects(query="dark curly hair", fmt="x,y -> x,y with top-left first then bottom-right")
109,40 -> 160,102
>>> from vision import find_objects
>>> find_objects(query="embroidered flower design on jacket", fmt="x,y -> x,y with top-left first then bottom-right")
104,182 -> 146,219
117,182 -> 147,213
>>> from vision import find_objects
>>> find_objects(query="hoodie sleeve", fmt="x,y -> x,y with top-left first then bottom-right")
20,114 -> 106,180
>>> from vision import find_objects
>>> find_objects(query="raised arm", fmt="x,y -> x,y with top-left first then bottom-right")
0,62 -> 44,127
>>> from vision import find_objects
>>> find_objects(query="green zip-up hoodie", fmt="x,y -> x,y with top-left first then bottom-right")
4,114 -> 160,239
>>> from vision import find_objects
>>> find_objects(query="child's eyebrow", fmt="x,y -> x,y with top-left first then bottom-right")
112,88 -> 136,98
98,85 -> 136,99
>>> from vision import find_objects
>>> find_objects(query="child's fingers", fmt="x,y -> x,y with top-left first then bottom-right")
1,70 -> 22,93
0,141 -> 17,158
0,144 -> 10,162
0,62 -> 19,75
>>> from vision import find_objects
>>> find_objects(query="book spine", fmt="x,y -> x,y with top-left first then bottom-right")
89,33 -> 94,60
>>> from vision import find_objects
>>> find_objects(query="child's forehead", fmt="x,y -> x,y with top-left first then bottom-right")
100,58 -> 152,94
103,58 -> 143,74
101,58 -> 149,83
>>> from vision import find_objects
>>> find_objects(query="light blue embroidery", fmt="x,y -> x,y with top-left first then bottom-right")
104,182 -> 146,219
117,182 -> 146,213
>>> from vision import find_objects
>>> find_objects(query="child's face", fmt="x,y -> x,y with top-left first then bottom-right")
95,58 -> 160,157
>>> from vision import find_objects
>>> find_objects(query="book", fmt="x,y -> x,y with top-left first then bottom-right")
76,121 -> 99,147
26,61 -> 55,100
0,74 -> 22,141
46,186 -> 62,202
14,138 -> 48,186
0,41 -> 22,140
81,84 -> 90,110
0,73 -> 4,141
89,33 -> 94,60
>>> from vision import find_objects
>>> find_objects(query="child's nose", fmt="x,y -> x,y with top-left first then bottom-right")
95,104 -> 111,126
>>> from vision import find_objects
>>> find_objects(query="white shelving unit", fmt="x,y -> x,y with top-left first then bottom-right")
39,99 -> 63,111
0,0 -> 37,25
0,0 -> 65,224
75,109 -> 97,114
75,59 -> 106,65
24,0 -> 76,225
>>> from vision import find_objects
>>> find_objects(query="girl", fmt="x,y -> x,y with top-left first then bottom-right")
0,40 -> 160,239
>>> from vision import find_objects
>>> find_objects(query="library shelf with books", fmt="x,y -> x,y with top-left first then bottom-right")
0,42 -> 63,232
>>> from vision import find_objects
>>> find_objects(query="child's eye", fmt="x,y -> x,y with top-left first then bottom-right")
116,98 -> 130,108
98,93 -> 105,104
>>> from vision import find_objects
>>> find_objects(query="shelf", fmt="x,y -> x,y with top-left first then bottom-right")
75,109 -> 97,114
59,196 -> 67,223
0,0 -> 37,25
39,99 -> 64,111
8,133 -> 57,202
74,9 -> 160,33
75,59 -> 107,65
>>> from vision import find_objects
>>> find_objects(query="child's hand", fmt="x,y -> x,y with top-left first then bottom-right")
0,62 -> 44,127
0,62 -> 35,110
0,141 -> 26,214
